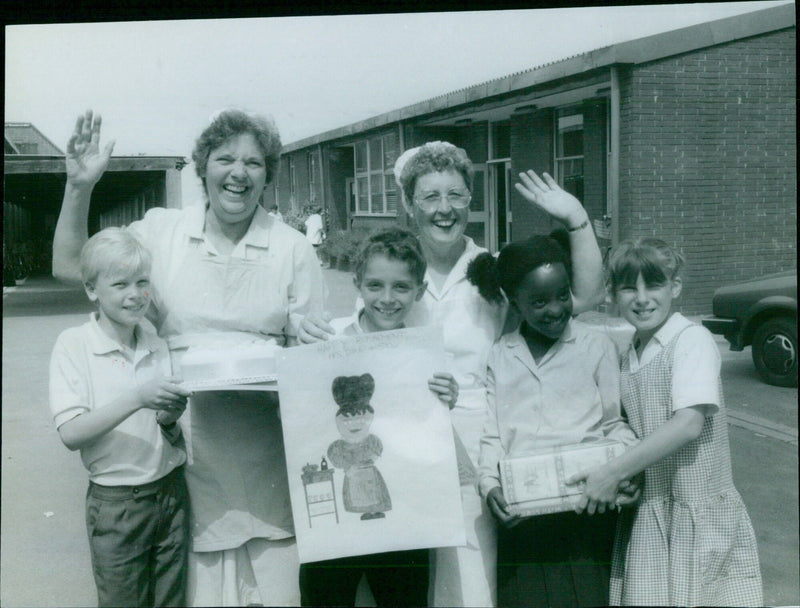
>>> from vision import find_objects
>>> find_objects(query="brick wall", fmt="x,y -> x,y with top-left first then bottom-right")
618,28 -> 796,314
510,108 -> 559,238
294,151 -> 310,210
276,156 -> 292,210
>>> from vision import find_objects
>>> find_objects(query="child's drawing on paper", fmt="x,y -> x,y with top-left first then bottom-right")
278,326 -> 466,563
327,374 -> 392,520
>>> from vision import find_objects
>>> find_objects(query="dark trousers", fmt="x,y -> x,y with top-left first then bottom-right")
497,510 -> 617,608
85,467 -> 190,607
300,548 -> 429,607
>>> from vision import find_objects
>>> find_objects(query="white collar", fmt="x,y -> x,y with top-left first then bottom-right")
86,312 -> 161,359
186,202 -> 274,251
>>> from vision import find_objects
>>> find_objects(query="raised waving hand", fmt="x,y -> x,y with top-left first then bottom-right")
66,110 -> 115,188
514,170 -> 587,229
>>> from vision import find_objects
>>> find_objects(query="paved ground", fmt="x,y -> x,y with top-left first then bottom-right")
2,272 -> 798,607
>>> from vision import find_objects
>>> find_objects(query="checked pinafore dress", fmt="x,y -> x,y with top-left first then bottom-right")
609,324 -> 762,607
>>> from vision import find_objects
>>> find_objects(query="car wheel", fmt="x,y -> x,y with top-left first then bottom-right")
751,317 -> 798,387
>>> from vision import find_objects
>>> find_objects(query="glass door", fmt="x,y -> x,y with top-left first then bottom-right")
489,161 -> 512,252
465,164 -> 489,249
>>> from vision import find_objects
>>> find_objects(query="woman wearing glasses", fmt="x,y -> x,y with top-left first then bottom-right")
300,141 -> 604,607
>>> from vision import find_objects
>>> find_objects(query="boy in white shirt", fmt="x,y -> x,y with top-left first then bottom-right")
299,227 -> 462,607
49,228 -> 192,607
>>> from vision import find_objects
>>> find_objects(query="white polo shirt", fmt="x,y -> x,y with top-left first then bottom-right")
49,313 -> 186,486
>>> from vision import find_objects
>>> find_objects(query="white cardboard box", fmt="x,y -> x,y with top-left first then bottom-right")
500,440 -> 626,516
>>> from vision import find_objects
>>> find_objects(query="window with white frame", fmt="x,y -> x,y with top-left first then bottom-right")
353,133 -> 399,216
555,109 -> 584,202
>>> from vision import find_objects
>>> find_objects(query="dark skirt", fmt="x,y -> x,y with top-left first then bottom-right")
299,549 -> 429,607
497,509 -> 617,608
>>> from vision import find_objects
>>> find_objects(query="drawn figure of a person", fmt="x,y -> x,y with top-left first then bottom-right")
327,374 -> 391,520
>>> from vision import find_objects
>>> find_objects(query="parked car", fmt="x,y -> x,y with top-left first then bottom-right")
702,270 -> 797,387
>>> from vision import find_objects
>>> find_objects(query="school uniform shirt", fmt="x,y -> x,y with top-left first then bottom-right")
126,202 -> 325,553
478,318 -> 638,498
329,311 -> 365,337
627,312 -> 721,415
49,313 -> 186,486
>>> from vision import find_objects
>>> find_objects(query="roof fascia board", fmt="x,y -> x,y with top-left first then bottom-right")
4,155 -> 186,175
5,123 -> 65,156
283,4 -> 794,153
609,3 -> 794,65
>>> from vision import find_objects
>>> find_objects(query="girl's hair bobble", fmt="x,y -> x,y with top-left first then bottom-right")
467,252 -> 505,305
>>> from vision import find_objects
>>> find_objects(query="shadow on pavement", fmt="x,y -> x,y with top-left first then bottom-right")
3,275 -> 94,317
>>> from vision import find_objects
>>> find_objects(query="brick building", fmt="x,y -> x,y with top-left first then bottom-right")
266,4 -> 796,314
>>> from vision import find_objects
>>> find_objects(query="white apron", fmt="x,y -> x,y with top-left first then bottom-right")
158,243 -> 300,606
431,387 -> 497,608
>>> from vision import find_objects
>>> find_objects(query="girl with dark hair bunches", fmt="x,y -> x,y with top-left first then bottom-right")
468,235 -> 639,608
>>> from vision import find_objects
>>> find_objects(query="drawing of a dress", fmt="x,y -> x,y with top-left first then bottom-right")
328,374 -> 392,520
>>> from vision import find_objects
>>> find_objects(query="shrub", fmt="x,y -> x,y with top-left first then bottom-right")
282,210 -> 308,234
319,228 -> 369,264
279,203 -> 329,236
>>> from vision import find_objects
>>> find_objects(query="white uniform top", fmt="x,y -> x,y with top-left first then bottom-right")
49,313 -> 186,486
405,237 -> 505,399
304,213 -> 324,246
127,202 -> 325,551
129,203 -> 325,346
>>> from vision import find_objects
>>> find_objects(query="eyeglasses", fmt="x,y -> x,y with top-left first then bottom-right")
413,190 -> 472,212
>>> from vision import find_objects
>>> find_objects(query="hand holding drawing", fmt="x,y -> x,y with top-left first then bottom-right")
486,487 -> 522,529
137,376 -> 191,414
298,312 -> 335,343
428,372 -> 458,409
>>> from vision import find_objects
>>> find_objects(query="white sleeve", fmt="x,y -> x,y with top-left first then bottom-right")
671,325 -> 721,414
286,237 -> 326,339
478,359 -> 504,498
49,334 -> 90,429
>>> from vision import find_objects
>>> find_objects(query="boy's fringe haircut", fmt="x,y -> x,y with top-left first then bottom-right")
353,227 -> 426,284
80,227 -> 152,286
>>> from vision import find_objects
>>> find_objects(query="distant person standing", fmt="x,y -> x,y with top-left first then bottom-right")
269,204 -> 284,222
304,206 -> 325,265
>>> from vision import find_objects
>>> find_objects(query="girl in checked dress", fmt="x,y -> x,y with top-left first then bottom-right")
571,238 -> 762,606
